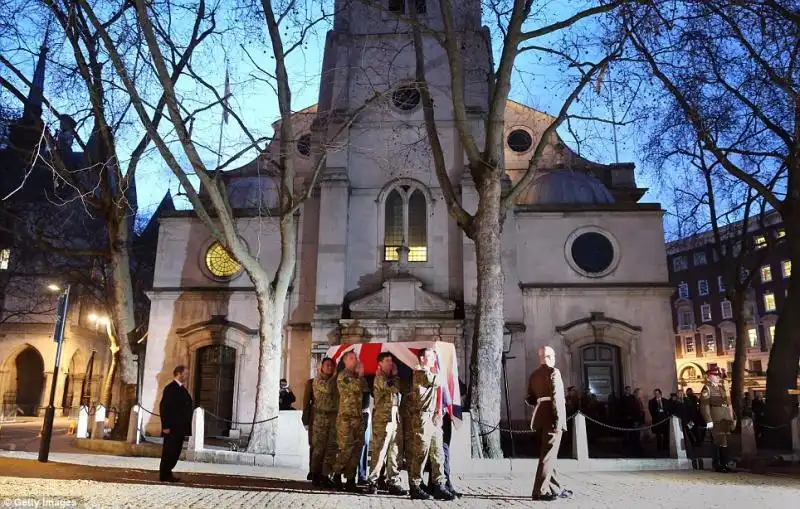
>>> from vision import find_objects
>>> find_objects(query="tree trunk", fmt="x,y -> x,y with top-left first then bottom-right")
101,350 -> 118,409
468,174 -> 505,458
730,293 -> 747,422
247,283 -> 284,454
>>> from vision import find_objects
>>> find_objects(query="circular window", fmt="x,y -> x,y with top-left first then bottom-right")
570,232 -> 615,275
296,133 -> 311,157
205,242 -> 241,278
507,129 -> 533,153
392,85 -> 421,111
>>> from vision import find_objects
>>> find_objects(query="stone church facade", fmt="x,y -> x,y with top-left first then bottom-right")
141,1 -> 676,436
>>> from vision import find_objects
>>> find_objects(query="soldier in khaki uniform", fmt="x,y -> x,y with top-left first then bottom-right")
365,352 -> 407,496
332,351 -> 365,492
310,358 -> 338,487
700,366 -> 735,473
407,348 -> 454,501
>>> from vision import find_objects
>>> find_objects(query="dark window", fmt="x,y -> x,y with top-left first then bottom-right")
392,85 -> 421,111
571,232 -> 614,275
388,0 -> 404,12
384,190 -> 404,260
414,0 -> 426,14
507,129 -> 533,153
296,133 -> 311,157
407,190 -> 427,262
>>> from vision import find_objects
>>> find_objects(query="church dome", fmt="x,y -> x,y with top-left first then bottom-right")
518,170 -> 614,205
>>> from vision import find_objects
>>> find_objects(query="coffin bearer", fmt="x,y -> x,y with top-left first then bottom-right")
332,351 -> 366,492
700,366 -> 736,473
366,353 -> 407,495
527,346 -> 571,501
301,375 -> 315,480
159,365 -> 193,482
310,357 -> 338,486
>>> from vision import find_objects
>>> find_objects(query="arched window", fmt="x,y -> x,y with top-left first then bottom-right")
383,186 -> 428,262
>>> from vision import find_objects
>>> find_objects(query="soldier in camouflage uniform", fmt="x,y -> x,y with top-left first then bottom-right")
700,365 -> 736,473
366,353 -> 407,496
407,348 -> 454,501
310,357 -> 338,487
332,351 -> 365,492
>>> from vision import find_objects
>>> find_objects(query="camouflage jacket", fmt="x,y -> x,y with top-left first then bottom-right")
373,371 -> 401,424
312,373 -> 338,414
337,369 -> 364,418
411,369 -> 441,415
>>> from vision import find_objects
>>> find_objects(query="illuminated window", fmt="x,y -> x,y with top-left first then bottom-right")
725,333 -> 735,351
760,265 -> 772,282
755,235 -> 766,249
0,248 -> 9,270
783,260 -> 792,278
763,292 -> 776,312
701,304 -> 712,322
777,228 -> 786,239
769,325 -> 776,344
383,186 -> 427,262
685,337 -> 695,353
705,333 -> 716,352
205,242 -> 241,278
747,328 -> 758,348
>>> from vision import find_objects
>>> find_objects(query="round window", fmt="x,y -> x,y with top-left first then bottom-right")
296,133 -> 311,157
507,129 -> 533,153
392,85 -> 421,111
205,242 -> 241,278
570,232 -> 615,275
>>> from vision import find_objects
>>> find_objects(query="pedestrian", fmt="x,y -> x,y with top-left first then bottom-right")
407,348 -> 454,501
648,389 -> 669,452
332,351 -> 365,492
365,353 -> 406,496
310,357 -> 338,487
279,379 -> 296,410
527,346 -> 571,501
685,387 -> 704,444
301,375 -> 314,480
158,365 -> 193,483
700,366 -> 736,473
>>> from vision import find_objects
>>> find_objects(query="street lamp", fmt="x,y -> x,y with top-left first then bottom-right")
39,283 -> 71,463
501,328 -> 515,458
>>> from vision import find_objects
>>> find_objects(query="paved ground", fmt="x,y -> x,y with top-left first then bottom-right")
0,453 -> 798,508
0,417 -> 95,455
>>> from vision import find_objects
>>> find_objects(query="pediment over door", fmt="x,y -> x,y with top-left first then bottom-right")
349,275 -> 456,319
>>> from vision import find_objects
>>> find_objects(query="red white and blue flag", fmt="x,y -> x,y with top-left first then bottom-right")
325,341 -> 463,426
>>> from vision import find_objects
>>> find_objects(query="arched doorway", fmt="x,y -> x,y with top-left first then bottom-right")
16,347 -> 45,416
195,345 -> 236,437
580,343 -> 622,402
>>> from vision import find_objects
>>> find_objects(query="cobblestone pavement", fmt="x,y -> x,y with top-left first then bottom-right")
0,455 -> 798,509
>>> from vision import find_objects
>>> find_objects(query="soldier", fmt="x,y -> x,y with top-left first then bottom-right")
310,357 -> 338,487
366,352 -> 407,496
407,348 -> 454,501
700,365 -> 736,473
332,351 -> 365,492
527,346 -> 571,501
301,374 -> 314,481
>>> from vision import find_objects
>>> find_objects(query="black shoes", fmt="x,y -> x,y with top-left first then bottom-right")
409,484 -> 431,500
160,475 -> 181,483
532,493 -> 558,501
445,482 -> 462,498
344,478 -> 360,493
365,482 -> 378,495
387,483 -> 408,496
432,484 -> 455,501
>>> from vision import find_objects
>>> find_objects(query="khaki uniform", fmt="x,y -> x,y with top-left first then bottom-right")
368,371 -> 402,485
408,368 -> 445,488
527,364 -> 567,498
333,369 -> 365,479
397,376 -> 412,469
700,382 -> 734,447
310,373 -> 338,476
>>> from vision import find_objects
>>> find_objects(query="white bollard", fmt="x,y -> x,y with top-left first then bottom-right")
450,412 -> 472,473
76,406 -> 89,439
740,417 -> 757,459
188,407 -> 204,453
669,415 -> 687,459
572,413 -> 589,463
92,405 -> 106,439
127,405 -> 143,444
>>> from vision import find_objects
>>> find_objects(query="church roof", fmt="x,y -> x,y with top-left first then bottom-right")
518,170 -> 615,206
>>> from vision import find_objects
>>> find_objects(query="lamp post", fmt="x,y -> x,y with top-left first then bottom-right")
501,329 -> 515,458
39,283 -> 71,463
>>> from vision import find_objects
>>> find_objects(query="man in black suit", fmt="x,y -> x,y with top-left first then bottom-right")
648,388 -> 669,452
159,365 -> 193,482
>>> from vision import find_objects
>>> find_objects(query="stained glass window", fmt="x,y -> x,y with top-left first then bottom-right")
205,242 -> 241,278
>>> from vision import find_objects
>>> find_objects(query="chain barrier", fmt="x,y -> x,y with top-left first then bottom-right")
475,412 -> 580,436
474,411 -> 674,436
134,402 -> 278,426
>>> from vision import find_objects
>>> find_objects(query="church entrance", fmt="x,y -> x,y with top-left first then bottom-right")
580,343 -> 621,402
194,345 -> 236,437
15,346 -> 45,416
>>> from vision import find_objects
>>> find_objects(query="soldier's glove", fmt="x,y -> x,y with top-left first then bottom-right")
304,425 -> 309,431
706,422 -> 713,429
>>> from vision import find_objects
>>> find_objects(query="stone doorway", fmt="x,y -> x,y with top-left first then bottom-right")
16,346 -> 45,416
580,343 -> 622,402
194,345 -> 236,437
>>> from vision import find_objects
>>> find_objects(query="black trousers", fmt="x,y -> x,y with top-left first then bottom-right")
159,432 -> 185,480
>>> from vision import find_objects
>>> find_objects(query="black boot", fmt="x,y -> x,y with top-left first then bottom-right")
333,475 -> 343,491
445,481 -> 462,498
719,447 -> 733,473
409,484 -> 431,500
387,483 -> 408,496
311,473 -> 321,487
712,446 -> 725,473
307,471 -> 313,481
432,484 -> 455,501
344,478 -> 359,493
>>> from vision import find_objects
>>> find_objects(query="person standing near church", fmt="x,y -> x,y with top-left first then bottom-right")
301,374 -> 315,481
527,346 -> 571,501
366,352 -> 407,496
310,357 -> 338,487
701,366 -> 735,473
332,351 -> 365,492
159,365 -> 193,482
648,388 -> 669,453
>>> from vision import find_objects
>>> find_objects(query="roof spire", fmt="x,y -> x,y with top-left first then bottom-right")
23,26 -> 49,122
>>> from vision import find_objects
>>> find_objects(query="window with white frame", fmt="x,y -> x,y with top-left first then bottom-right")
0,248 -> 9,270
701,304 -> 712,322
763,292 -> 776,312
679,309 -> 694,328
725,332 -> 735,351
383,185 -> 428,262
755,235 -> 766,249
673,256 -> 688,272
783,260 -> 792,278
718,275 -> 726,293
678,282 -> 689,299
704,333 -> 716,353
760,265 -> 773,282
694,251 -> 707,266
698,280 -> 709,296
721,300 -> 733,319
685,337 -> 695,353
747,328 -> 759,348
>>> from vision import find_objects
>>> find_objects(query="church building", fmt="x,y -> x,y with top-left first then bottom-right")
141,0 -> 676,436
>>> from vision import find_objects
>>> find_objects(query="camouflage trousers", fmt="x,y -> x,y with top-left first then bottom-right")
367,416 -> 400,485
333,412 -> 364,479
408,413 -> 445,487
310,411 -> 337,476
712,419 -> 733,447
